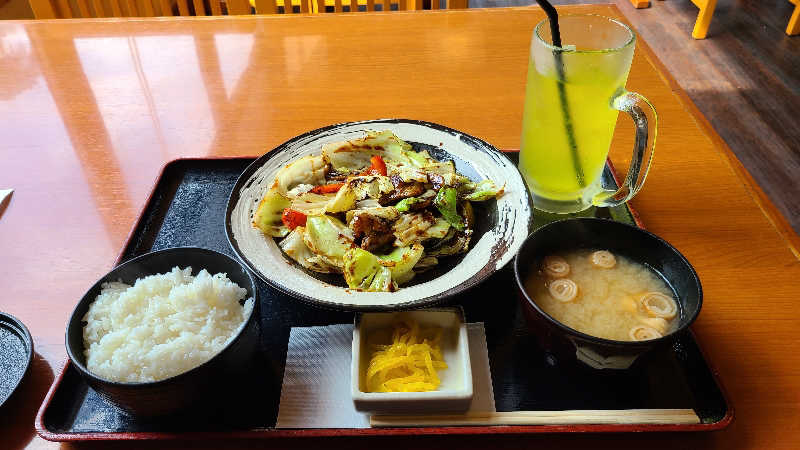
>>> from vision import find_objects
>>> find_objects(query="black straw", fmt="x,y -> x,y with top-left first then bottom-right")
534,0 -> 586,188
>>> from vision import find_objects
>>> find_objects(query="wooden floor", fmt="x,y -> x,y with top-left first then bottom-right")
473,0 -> 800,235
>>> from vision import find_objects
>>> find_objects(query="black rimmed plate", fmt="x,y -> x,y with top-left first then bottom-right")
226,119 -> 532,311
0,312 -> 34,408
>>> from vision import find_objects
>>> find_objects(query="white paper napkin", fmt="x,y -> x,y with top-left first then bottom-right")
276,322 -> 495,429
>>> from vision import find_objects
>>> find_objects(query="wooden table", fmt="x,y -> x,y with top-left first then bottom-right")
1,4 -> 799,449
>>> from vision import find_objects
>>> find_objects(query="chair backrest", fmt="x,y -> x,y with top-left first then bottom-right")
29,0 -> 253,18
254,0 -> 467,14
29,0 -> 465,18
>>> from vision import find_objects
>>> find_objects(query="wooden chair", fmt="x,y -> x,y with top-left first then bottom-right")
788,0 -> 800,36
29,0 -> 253,18
689,0 -> 718,39
254,0 -> 467,14
630,0 -> 717,39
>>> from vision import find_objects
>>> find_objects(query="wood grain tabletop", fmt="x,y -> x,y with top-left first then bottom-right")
0,4 -> 798,449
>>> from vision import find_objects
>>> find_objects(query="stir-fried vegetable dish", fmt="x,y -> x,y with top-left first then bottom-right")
252,130 -> 503,292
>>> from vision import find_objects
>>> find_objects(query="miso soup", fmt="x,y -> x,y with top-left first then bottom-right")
525,250 -> 679,341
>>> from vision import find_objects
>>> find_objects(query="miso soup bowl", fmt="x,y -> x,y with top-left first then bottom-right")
65,247 -> 261,418
514,218 -> 702,371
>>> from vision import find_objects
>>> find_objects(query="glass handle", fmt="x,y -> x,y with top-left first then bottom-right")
593,91 -> 658,208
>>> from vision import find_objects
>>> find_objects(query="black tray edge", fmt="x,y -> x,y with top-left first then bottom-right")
34,155 -> 734,441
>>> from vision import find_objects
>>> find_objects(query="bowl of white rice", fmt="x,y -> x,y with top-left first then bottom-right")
65,247 -> 260,418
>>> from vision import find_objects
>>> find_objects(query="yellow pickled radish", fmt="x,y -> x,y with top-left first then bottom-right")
629,325 -> 663,341
548,278 -> 578,302
365,319 -> 447,393
638,292 -> 677,319
542,255 -> 570,278
590,250 -> 616,269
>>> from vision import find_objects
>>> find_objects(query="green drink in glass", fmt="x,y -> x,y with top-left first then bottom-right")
519,15 -> 657,214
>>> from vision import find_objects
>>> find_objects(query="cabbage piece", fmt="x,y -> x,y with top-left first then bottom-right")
393,212 -> 435,247
413,255 -> 439,272
343,248 -> 380,289
326,176 -> 394,213
423,218 -> 451,239
307,254 -> 343,272
346,206 -> 400,226
365,130 -> 413,158
420,189 -> 437,199
393,270 -> 415,285
303,215 -> 355,267
394,147 -> 437,168
324,130 -> 444,176
405,149 -> 430,167
273,155 -> 327,194
351,176 -> 394,199
343,248 -> 393,292
441,173 -> 470,187
279,227 -> 339,273
369,266 -> 393,291
435,227 -> 456,247
392,166 -> 430,184
390,215 -> 448,246
433,188 -> 464,231
325,182 -> 357,213
286,183 -> 315,198
290,192 -> 336,216
423,160 -> 456,175
323,130 -> 410,171
324,145 -> 373,172
463,179 -> 505,201
355,198 -> 381,209
388,150 -> 457,182
379,244 -> 424,284
427,229 -> 473,257
252,188 -> 291,237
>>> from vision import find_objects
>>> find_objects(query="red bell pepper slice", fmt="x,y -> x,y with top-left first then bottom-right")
281,208 -> 307,230
362,155 -> 387,176
309,183 -> 345,194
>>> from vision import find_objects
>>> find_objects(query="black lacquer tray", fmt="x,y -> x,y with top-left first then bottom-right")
36,156 -> 732,441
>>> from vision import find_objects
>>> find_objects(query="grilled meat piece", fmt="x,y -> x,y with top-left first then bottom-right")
361,232 -> 394,253
350,214 -> 394,253
379,174 -> 425,205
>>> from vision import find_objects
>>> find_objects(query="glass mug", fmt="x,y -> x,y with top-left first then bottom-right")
519,15 -> 657,214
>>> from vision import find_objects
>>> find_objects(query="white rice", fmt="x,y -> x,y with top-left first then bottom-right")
82,266 -> 254,383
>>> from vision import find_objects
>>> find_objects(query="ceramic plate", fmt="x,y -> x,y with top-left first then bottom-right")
225,119 -> 532,310
0,312 -> 33,408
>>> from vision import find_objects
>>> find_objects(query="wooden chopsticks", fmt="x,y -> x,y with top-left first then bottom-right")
370,409 -> 701,427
